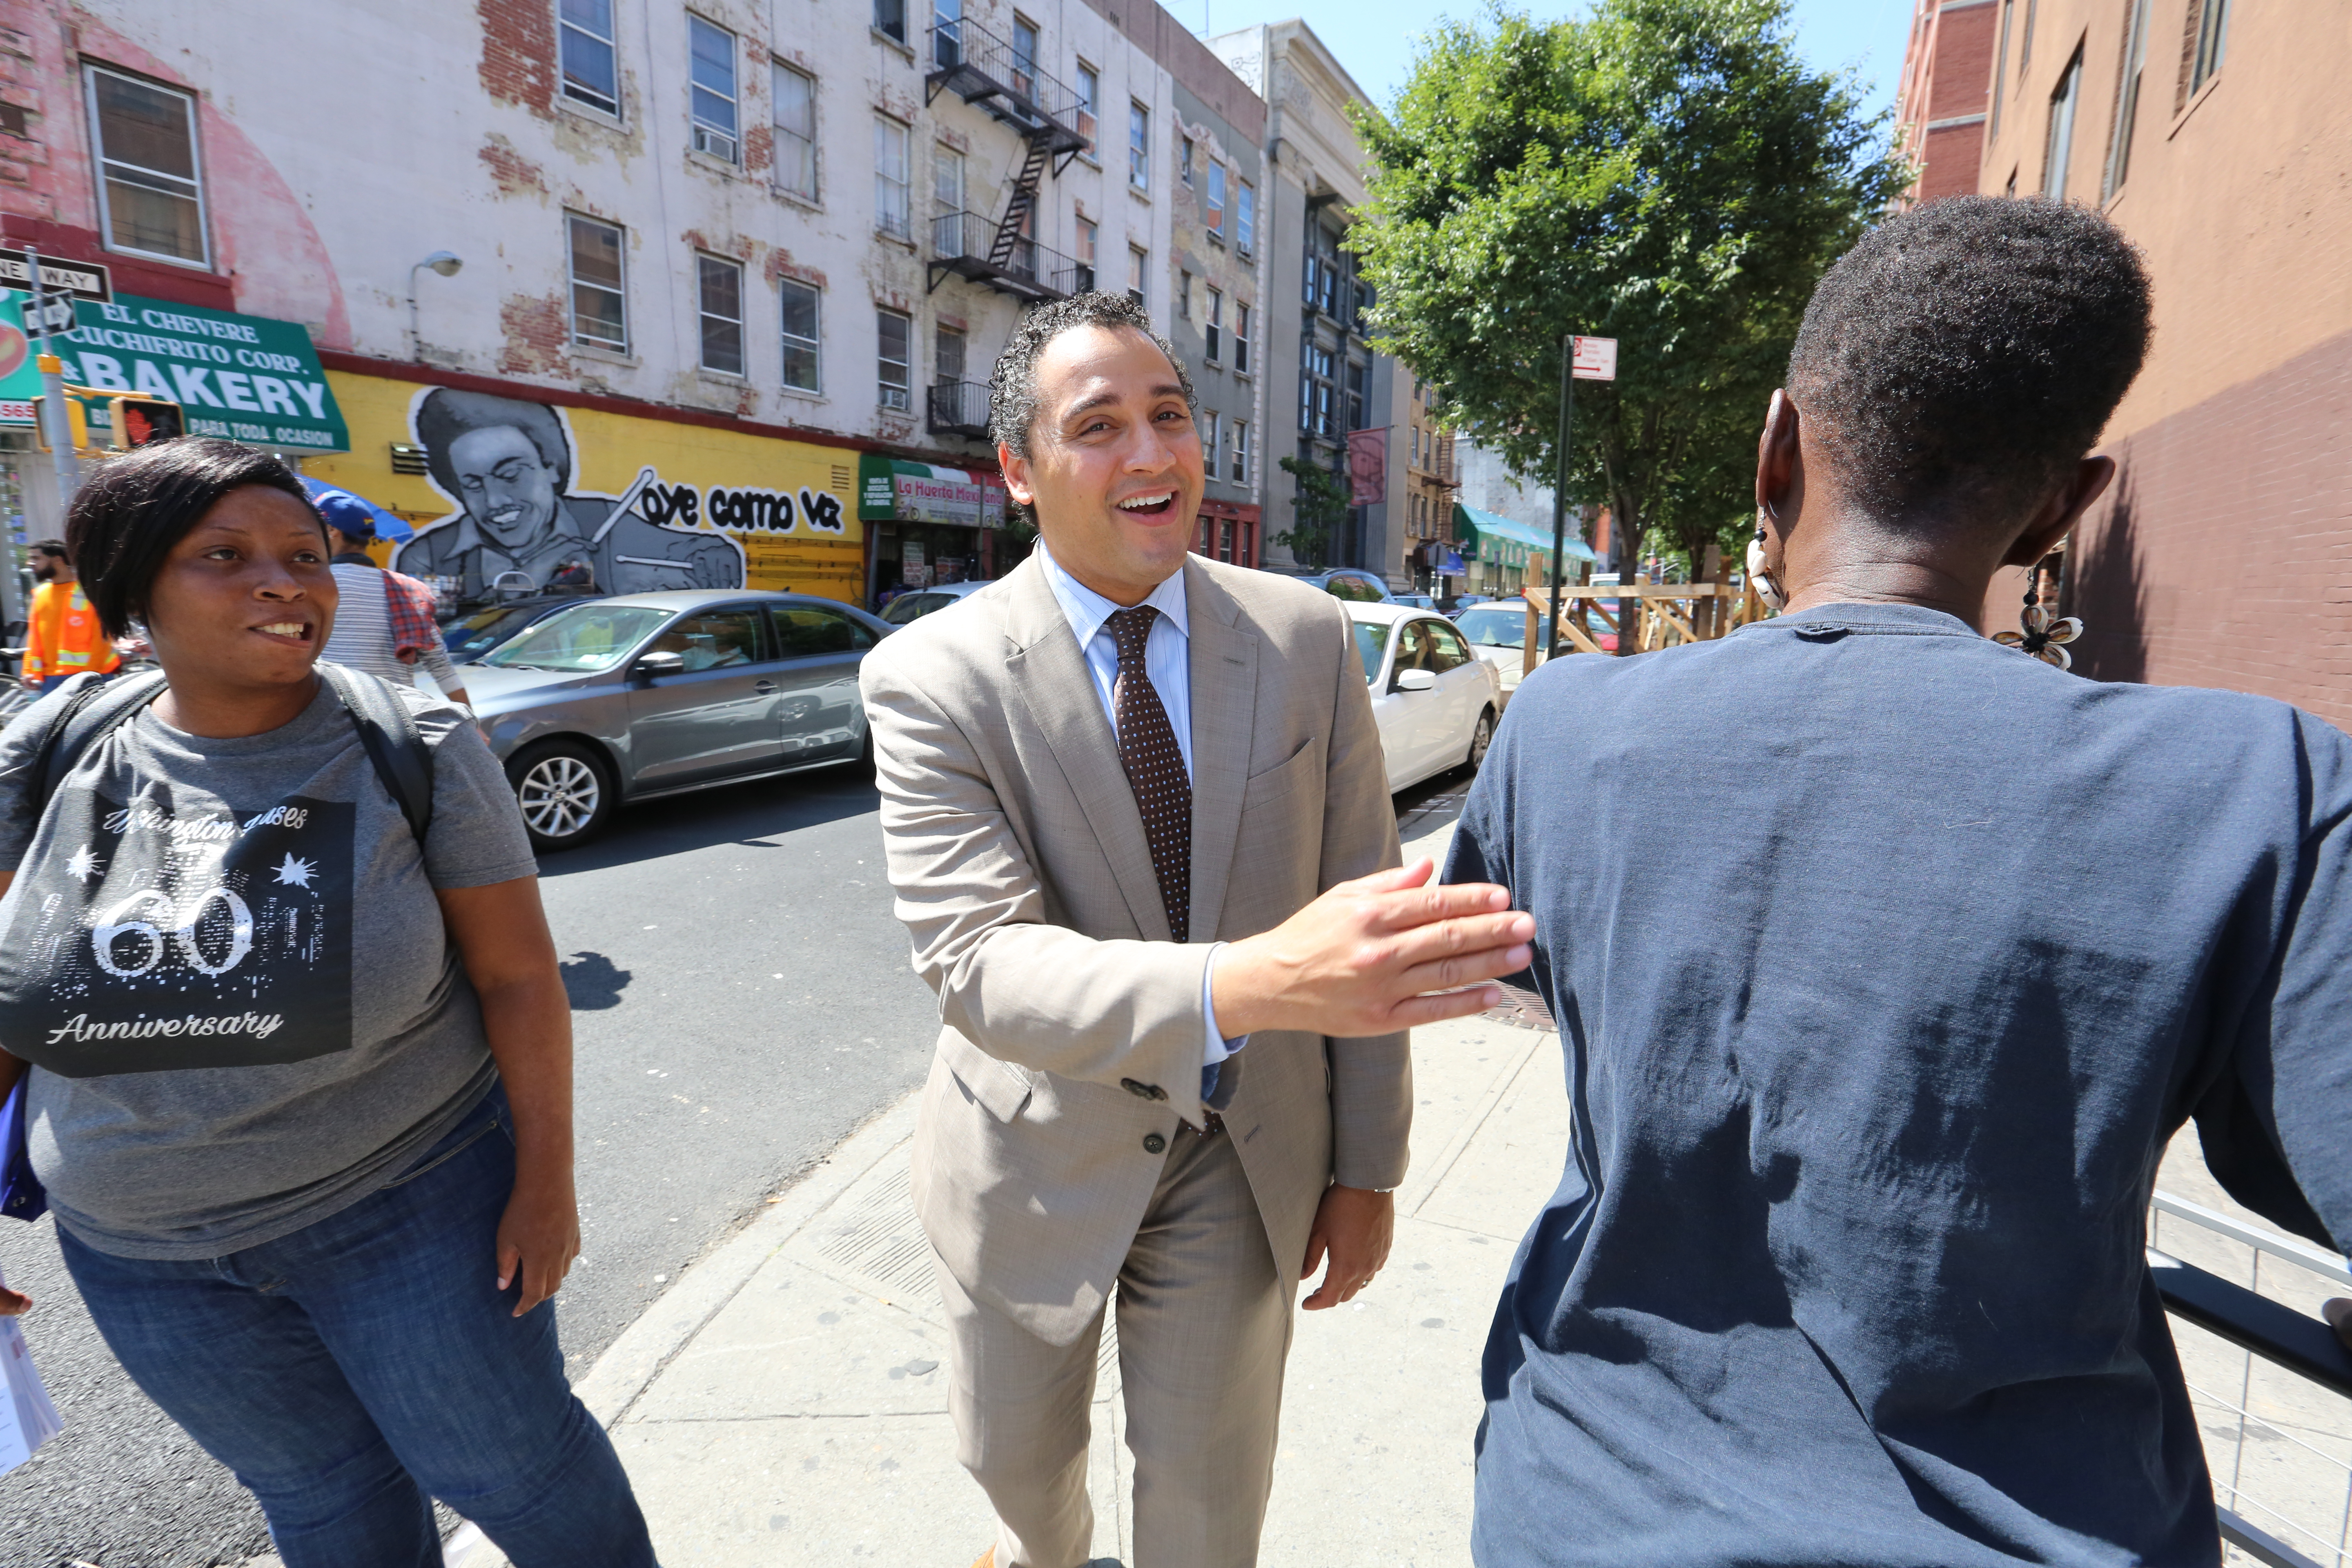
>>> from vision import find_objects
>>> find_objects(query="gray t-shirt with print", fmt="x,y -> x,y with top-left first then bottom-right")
0,667 -> 539,1259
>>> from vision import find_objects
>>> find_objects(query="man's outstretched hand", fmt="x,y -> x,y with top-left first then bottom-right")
0,1282 -> 29,1316
1211,858 -> 1532,1039
1301,1184 -> 1393,1310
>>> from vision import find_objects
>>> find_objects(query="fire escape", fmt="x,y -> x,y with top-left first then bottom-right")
923,18 -> 1096,437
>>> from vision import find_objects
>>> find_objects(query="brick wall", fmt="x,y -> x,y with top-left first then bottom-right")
2067,324 -> 2352,728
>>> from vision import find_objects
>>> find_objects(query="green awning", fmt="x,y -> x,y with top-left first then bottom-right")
0,289 -> 349,453
858,454 -> 1007,528
1451,503 -> 1597,569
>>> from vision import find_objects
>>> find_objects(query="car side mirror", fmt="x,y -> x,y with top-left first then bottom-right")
1394,668 -> 1437,693
634,650 -> 685,681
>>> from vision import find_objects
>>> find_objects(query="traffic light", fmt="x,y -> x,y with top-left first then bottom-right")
107,394 -> 183,449
30,394 -> 87,454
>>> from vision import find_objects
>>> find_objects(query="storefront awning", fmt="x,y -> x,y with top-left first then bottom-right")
0,290 -> 350,453
1451,503 -> 1598,570
858,454 -> 1007,529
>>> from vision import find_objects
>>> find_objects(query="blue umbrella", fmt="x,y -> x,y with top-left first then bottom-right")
299,477 -> 414,543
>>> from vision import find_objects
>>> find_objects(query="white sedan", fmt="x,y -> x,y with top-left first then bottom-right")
1348,601 -> 1505,793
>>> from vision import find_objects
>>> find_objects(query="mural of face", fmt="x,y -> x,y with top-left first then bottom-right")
448,424 -> 560,551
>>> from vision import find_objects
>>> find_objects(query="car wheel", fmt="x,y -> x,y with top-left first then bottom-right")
507,739 -> 615,852
1466,707 -> 1496,770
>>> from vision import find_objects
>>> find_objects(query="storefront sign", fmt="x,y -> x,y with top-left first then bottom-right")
0,290 -> 349,452
858,454 -> 1007,529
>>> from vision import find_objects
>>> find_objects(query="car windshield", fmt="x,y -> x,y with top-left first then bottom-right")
481,604 -> 674,671
1457,606 -> 1530,647
1324,575 -> 1385,603
1351,619 -> 1391,681
444,605 -> 539,663
881,591 -> 953,625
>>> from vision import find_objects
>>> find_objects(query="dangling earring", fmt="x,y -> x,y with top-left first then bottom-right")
1992,557 -> 2082,669
1746,510 -> 1787,612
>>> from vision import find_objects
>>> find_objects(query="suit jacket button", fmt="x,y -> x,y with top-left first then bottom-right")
1121,1078 -> 1154,1099
1143,1133 -> 1167,1154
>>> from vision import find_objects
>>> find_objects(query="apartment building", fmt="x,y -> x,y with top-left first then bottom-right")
0,0 -> 1281,606
1952,0 -> 2352,728
1894,0 -> 1997,205
1208,20 -> 1406,584
1400,375 -> 1456,591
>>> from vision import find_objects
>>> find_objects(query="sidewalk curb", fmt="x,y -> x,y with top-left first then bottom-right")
575,1090 -> 924,1428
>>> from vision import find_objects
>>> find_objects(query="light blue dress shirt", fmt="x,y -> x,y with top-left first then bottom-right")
1036,546 -> 1245,1098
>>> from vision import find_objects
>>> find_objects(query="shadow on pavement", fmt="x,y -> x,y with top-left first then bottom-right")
560,950 -> 633,1010
537,762 -> 880,878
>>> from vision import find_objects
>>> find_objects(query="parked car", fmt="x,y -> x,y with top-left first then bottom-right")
1346,601 -> 1503,793
878,578 -> 992,625
1290,567 -> 1396,604
1454,599 -> 1547,707
1390,591 -> 1439,610
441,592 -> 607,665
463,590 -> 894,851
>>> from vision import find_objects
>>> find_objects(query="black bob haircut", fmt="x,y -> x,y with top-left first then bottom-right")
1787,196 -> 2152,538
65,437 -> 321,639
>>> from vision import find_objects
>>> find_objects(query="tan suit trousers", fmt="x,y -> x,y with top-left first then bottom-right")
937,1124 -> 1291,1568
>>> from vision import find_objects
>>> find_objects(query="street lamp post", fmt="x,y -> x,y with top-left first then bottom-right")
407,251 -> 463,361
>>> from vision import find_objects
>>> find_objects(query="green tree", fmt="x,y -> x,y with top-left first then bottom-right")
1275,455 -> 1352,571
1351,0 -> 1905,578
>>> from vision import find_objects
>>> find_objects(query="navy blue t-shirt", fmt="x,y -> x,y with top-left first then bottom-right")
1444,602 -> 2352,1567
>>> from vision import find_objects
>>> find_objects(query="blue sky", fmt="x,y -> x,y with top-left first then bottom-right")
1196,0 -> 1905,125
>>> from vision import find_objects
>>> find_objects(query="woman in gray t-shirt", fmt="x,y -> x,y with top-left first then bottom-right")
0,440 -> 655,1567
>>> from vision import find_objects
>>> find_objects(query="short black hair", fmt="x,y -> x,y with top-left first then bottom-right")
988,290 -> 1195,458
65,438 -> 320,638
29,539 -> 67,560
414,387 -> 572,499
1787,196 -> 2152,537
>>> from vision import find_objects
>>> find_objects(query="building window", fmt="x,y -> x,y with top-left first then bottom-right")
1345,359 -> 1366,432
1127,245 -> 1147,307
2019,0 -> 2038,70
933,0 -> 961,68
1990,0 -> 2013,135
934,143 -> 965,214
936,321 -> 966,385
780,278 -> 821,391
1300,340 -> 1335,437
2189,0 -> 2231,97
559,0 -> 621,117
1129,102 -> 1149,191
1076,214 -> 1098,268
1178,269 -> 1193,320
1205,287 -> 1222,363
1202,410 -> 1221,468
84,68 -> 209,266
2042,45 -> 2081,200
1074,62 -> 1100,147
697,254 -> 744,375
1230,420 -> 1249,483
688,14 -> 739,162
875,116 -> 911,239
568,212 -> 627,350
1011,15 -> 1040,100
1205,160 -> 1226,238
1233,302 -> 1250,374
878,309 -> 912,410
875,0 -> 906,45
1180,136 -> 1194,186
774,64 -> 817,200
2102,0 -> 2152,201
1236,179 -> 1255,255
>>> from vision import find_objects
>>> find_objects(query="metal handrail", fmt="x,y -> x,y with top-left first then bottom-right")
924,19 -> 1089,155
2155,1189 -> 2352,1286
927,380 -> 990,438
929,211 -> 1092,299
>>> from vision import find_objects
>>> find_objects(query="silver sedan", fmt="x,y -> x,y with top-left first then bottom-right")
461,589 -> 892,851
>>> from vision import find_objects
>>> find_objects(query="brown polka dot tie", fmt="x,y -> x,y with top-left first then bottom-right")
1105,605 -> 1190,943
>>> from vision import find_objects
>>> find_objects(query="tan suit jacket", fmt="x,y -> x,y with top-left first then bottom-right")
860,552 -> 1410,1346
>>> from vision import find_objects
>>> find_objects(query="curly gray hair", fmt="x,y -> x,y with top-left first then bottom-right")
987,290 -> 1197,458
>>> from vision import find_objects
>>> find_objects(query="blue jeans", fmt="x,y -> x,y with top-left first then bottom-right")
58,1086 -> 657,1568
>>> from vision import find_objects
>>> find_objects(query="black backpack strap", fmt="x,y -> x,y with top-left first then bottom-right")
31,670 -> 170,815
317,662 -> 435,845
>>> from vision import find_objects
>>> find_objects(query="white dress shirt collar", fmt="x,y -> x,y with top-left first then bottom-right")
1036,544 -> 1190,650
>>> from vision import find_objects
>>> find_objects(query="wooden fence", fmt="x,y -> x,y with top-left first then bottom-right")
1517,570 -> 1771,673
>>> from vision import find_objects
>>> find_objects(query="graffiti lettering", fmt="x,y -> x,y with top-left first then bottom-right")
798,488 -> 847,534
638,482 -> 701,528
707,486 -> 796,532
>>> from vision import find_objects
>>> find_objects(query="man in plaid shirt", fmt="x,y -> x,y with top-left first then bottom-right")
315,490 -> 472,708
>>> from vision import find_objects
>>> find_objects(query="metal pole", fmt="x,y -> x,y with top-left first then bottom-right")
1546,333 -> 1573,659
27,247 -> 78,514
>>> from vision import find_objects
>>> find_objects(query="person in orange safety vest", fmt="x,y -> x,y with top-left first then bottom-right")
21,539 -> 122,691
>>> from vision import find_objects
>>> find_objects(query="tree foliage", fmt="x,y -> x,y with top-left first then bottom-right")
1275,455 -> 1352,571
1351,0 -> 1905,573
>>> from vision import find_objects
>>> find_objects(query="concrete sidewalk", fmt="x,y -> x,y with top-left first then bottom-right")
544,813 -> 1565,1567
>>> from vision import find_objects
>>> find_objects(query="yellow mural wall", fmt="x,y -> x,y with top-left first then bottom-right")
301,370 -> 868,603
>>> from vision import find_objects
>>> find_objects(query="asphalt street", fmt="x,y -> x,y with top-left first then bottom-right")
0,756 -> 940,1568
0,744 -> 1474,1568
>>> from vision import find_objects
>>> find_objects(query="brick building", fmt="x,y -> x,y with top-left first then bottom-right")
1962,0 -> 2352,728
1893,0 -> 1996,205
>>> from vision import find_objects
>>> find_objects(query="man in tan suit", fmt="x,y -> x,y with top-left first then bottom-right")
860,293 -> 1533,1568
